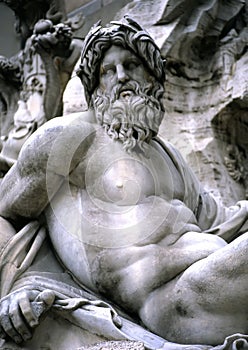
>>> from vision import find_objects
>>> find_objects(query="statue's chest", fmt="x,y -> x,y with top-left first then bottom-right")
70,139 -> 175,204
93,157 -> 157,204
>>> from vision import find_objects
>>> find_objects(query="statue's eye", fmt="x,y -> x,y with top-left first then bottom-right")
126,60 -> 140,70
101,65 -> 115,76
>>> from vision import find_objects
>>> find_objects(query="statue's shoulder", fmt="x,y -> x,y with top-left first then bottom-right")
18,111 -> 97,168
39,110 -> 96,136
152,136 -> 191,175
23,110 -> 95,147
152,136 -> 183,161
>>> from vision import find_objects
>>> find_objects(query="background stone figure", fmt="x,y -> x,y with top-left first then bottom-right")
0,0 -> 67,48
0,0 -> 84,176
0,16 -> 248,350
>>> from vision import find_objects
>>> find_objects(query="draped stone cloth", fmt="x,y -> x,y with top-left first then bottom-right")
0,139 -> 248,349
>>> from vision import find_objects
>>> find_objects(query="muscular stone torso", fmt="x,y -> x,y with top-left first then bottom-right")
45,128 -> 226,316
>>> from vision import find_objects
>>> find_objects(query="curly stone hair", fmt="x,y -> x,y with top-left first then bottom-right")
77,16 -> 166,106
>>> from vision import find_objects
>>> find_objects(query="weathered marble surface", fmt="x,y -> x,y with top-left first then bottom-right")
0,1 -> 248,350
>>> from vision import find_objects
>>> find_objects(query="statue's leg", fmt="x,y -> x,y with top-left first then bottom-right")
140,231 -> 248,345
169,231 -> 248,344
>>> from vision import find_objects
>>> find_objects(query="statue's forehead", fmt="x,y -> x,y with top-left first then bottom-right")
101,45 -> 138,65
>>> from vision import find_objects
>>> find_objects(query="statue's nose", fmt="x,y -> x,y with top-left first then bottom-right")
116,64 -> 129,83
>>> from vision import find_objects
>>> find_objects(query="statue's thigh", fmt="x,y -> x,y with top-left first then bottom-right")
177,232 -> 248,311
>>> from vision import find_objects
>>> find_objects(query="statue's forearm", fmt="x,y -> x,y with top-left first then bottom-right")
0,216 -> 16,251
0,170 -> 43,220
0,156 -> 65,221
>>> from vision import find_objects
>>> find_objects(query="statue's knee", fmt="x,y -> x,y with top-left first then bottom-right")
174,268 -> 210,313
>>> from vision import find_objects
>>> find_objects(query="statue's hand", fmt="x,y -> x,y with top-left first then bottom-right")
0,289 -> 55,344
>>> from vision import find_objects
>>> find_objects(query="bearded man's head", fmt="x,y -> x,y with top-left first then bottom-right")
77,16 -> 166,152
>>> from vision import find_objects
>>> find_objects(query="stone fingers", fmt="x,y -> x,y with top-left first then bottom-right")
0,290 -> 40,344
9,294 -> 33,342
0,298 -> 23,344
18,291 -> 39,328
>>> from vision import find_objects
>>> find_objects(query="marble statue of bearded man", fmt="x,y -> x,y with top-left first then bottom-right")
0,16 -> 247,350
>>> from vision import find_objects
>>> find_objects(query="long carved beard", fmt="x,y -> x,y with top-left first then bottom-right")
93,81 -> 163,153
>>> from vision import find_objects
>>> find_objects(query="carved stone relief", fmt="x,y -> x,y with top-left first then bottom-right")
0,0 -> 66,47
0,1 -> 84,176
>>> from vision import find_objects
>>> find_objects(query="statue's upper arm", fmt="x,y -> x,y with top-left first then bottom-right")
19,114 -> 95,176
0,114 -> 95,219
